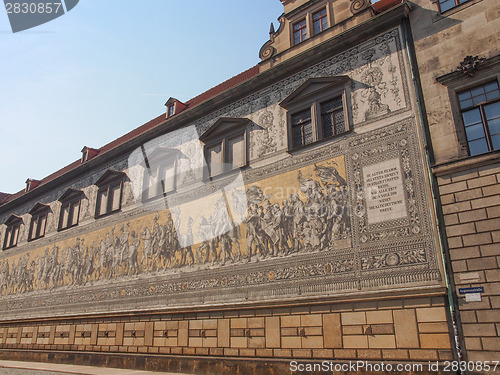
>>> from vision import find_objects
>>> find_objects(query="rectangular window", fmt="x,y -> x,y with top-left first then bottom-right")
59,198 -> 81,231
291,108 -> 313,148
293,19 -> 307,45
3,223 -> 20,250
458,81 -> 500,156
312,8 -> 328,35
29,211 -> 47,241
96,181 -> 122,217
438,0 -> 470,12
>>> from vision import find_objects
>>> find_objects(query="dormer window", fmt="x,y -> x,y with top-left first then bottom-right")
25,179 -> 41,192
81,146 -> 99,163
28,203 -> 50,241
200,118 -> 249,179
95,170 -> 125,218
2,215 -> 22,250
141,148 -> 182,201
280,76 -> 351,150
58,189 -> 84,231
312,8 -> 328,35
165,97 -> 187,118
293,19 -> 308,45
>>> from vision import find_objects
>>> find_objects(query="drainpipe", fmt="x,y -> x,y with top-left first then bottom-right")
401,15 -> 466,365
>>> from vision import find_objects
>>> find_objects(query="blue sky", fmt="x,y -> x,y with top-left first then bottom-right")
0,1 -> 284,194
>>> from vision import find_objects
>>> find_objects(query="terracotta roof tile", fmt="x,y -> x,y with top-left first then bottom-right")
2,65 -> 260,206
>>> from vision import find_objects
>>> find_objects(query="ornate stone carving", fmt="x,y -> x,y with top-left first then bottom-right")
457,55 -> 486,76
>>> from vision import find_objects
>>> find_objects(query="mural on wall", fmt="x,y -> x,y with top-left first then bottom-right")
0,156 -> 350,296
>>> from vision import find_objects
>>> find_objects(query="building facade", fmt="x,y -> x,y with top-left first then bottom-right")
410,0 -> 500,364
4,0 -> 496,372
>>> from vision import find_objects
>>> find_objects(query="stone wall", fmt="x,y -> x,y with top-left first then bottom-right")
436,160 -> 500,361
0,296 -> 452,369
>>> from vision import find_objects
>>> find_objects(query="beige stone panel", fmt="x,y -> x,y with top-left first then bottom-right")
341,312 -> 366,325
265,317 -> 281,348
231,336 -> 248,348
302,336 -> 324,349
368,335 -> 396,349
281,315 -> 301,327
323,313 -> 342,348
393,310 -> 419,348
366,310 -> 393,324
416,307 -> 447,322
301,314 -> 322,327
419,334 -> 451,349
282,336 -> 301,349
218,319 -> 230,348
343,335 -> 368,349
144,322 -> 154,347
178,321 -> 188,347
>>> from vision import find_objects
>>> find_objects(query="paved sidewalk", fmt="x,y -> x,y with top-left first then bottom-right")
0,360 -> 193,375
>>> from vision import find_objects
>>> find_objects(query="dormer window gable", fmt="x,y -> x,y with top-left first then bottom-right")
25,178 -> 41,192
165,97 -> 188,118
94,170 -> 126,187
280,76 -> 350,109
199,118 -> 251,142
81,146 -> 99,163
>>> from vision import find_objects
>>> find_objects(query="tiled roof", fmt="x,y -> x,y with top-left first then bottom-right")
0,193 -> 11,206
1,65 -> 260,206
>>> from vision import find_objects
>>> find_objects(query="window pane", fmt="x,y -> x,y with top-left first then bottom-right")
29,218 -> 37,239
162,164 -> 176,193
486,89 -> 500,101
468,138 -> 489,156
484,102 -> 500,122
11,226 -> 19,246
98,190 -> 108,216
38,215 -> 47,237
303,121 -> 313,145
207,144 -> 223,177
111,184 -> 121,211
465,123 -> 486,141
292,124 -> 304,147
61,205 -> 69,228
491,134 -> 500,151
144,168 -> 159,199
334,109 -> 346,134
228,135 -> 245,169
439,0 -> 455,11
462,108 -> 482,126
70,201 -> 80,226
4,229 -> 12,248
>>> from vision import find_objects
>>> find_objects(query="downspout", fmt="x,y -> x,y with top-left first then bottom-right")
401,14 -> 465,364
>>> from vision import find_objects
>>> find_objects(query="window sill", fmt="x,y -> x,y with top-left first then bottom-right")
27,235 -> 44,242
204,165 -> 249,183
432,149 -> 500,176
287,131 -> 351,154
95,209 -> 121,219
58,223 -> 78,232
2,245 -> 17,251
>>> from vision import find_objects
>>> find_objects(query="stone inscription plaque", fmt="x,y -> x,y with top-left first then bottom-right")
363,158 -> 406,224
